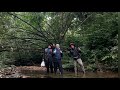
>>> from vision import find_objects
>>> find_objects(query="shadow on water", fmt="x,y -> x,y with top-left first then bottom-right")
20,70 -> 118,78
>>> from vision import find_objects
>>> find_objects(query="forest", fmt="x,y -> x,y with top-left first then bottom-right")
0,12 -> 118,78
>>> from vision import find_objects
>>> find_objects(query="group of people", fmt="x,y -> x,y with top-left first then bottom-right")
44,43 -> 63,75
43,43 -> 85,76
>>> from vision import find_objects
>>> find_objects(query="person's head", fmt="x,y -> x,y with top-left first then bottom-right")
48,43 -> 52,47
48,45 -> 51,48
56,44 -> 60,48
71,45 -> 75,48
51,43 -> 56,49
70,43 -> 75,48
52,43 -> 55,47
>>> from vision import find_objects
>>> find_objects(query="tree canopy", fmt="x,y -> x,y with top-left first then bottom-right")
0,12 -> 118,72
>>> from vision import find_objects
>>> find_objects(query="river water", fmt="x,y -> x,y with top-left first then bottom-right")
20,70 -> 118,78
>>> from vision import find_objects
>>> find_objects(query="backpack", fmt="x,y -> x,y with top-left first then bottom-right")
44,48 -> 52,60
47,48 -> 52,56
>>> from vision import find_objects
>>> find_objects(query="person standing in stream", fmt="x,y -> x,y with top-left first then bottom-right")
53,44 -> 63,75
68,43 -> 85,75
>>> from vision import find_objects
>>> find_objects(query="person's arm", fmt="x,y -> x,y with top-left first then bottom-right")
43,49 -> 47,62
77,47 -> 81,53
43,49 -> 46,59
60,50 -> 63,57
67,48 -> 72,57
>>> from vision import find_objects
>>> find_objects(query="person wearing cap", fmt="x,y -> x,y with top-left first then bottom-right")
68,43 -> 85,75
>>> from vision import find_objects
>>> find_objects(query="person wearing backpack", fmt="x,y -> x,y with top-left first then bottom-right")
68,43 -> 85,75
53,44 -> 63,75
45,44 -> 53,73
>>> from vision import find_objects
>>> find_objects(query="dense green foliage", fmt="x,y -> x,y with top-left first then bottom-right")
0,12 -> 118,72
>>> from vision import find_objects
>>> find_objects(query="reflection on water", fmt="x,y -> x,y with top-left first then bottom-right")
20,70 -> 118,78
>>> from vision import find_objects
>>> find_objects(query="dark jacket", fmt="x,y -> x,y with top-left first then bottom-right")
44,48 -> 53,61
69,47 -> 81,60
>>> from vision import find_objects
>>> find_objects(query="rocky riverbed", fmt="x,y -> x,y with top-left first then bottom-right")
0,65 -> 46,78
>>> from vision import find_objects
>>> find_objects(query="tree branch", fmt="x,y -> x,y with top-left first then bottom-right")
7,12 -> 50,44
80,13 -> 93,26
